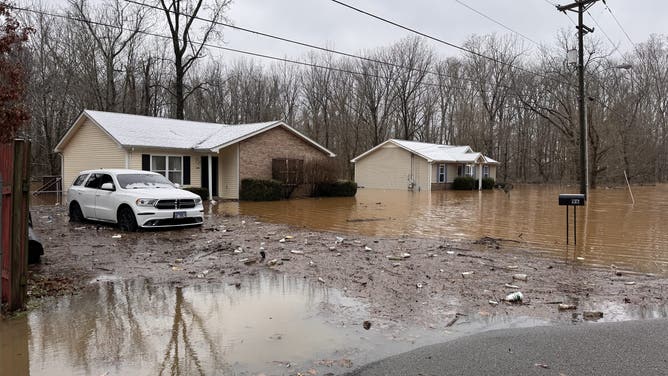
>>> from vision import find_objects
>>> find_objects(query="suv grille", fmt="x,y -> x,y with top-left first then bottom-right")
155,199 -> 196,209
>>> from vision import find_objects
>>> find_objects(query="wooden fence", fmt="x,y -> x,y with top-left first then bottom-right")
1,139 -> 31,312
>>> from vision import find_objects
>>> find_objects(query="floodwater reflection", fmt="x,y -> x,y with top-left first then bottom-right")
216,185 -> 668,275
0,274 -> 371,376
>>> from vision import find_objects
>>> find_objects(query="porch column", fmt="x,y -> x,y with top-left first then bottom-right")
207,155 -> 213,200
478,163 -> 483,190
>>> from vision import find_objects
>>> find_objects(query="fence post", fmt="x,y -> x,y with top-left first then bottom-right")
0,173 -> 3,307
11,140 -> 30,311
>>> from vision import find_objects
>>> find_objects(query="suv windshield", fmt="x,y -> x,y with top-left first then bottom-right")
117,173 -> 175,189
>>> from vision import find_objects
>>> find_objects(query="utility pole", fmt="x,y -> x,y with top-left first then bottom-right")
556,0 -> 602,199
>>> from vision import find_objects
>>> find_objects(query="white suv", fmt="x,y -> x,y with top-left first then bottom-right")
67,169 -> 204,231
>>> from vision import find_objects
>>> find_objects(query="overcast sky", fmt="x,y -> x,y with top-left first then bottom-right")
220,0 -> 666,63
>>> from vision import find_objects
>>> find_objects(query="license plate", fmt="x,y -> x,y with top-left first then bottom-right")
173,211 -> 187,219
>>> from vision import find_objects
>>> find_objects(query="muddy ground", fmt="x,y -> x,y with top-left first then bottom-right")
24,205 -> 667,327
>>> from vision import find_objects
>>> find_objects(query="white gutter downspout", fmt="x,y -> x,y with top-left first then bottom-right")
207,155 -> 213,200
478,162 -> 483,190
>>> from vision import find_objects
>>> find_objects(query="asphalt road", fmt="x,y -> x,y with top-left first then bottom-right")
346,319 -> 668,376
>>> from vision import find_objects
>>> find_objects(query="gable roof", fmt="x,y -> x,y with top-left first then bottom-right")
351,139 -> 499,164
55,110 -> 336,157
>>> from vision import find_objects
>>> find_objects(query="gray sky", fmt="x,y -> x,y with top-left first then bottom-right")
221,0 -> 666,63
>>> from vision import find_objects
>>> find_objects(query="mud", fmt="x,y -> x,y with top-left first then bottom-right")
21,205 -> 667,327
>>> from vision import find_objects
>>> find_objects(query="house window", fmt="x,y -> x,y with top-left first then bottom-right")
483,165 -> 490,178
437,164 -> 446,183
151,155 -> 183,185
465,165 -> 474,177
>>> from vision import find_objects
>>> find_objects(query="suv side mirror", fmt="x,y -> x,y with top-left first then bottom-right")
101,182 -> 115,191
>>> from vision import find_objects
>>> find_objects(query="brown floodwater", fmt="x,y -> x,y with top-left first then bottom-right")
215,185 -> 668,275
0,274 -> 552,376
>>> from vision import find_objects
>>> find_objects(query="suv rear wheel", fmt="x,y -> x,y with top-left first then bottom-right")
69,202 -> 84,222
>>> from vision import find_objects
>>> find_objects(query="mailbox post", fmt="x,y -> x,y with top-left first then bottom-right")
558,194 -> 585,245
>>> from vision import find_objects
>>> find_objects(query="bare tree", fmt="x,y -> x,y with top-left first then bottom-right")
158,0 -> 231,119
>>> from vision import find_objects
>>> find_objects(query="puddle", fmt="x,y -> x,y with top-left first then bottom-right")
1,274 -> 564,376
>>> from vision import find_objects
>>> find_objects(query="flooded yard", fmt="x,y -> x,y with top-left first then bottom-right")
1,273 -> 548,376
217,185 -> 668,275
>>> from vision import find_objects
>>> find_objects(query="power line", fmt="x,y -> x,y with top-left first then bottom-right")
543,0 -> 578,27
10,5 -> 471,92
603,2 -> 635,50
328,0 -> 549,81
586,9 -> 625,60
122,0 -> 492,91
454,0 -> 541,47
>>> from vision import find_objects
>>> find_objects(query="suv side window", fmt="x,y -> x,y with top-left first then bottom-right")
85,173 -> 102,189
72,174 -> 88,186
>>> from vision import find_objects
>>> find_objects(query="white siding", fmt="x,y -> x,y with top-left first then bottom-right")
219,144 -> 239,199
61,119 -> 126,189
354,144 -> 431,191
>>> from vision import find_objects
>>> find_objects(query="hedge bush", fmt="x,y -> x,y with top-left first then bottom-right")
482,177 -> 495,189
313,180 -> 358,197
452,176 -> 476,190
182,186 -> 209,200
240,179 -> 283,201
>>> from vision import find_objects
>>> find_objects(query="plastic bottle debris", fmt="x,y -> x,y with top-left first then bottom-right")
506,265 -> 519,270
558,304 -> 577,311
446,251 -> 455,255
504,292 -> 523,302
489,300 -> 499,306
279,238 -> 286,243
400,252 -> 411,258
285,235 -> 294,240
624,281 -> 636,285
111,234 -> 122,239
504,283 -> 520,289
364,246 -> 373,251
290,250 -> 304,255
576,256 -> 585,261
512,273 -> 528,282
267,259 -> 280,266
461,271 -> 474,278
583,311 -> 604,320
317,277 -> 325,283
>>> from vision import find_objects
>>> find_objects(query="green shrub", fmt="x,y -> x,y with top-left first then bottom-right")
452,176 -> 476,190
313,180 -> 357,197
182,186 -> 209,200
240,179 -> 283,201
481,177 -> 495,190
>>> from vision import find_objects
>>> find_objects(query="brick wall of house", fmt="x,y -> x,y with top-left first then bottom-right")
238,126 -> 330,180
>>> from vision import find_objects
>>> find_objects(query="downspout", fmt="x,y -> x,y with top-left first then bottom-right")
207,155 -> 213,200
478,162 -> 483,190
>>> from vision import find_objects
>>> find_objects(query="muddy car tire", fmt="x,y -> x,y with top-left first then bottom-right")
118,206 -> 138,232
69,202 -> 85,223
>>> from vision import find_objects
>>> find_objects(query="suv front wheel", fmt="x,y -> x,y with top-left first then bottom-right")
117,206 -> 138,232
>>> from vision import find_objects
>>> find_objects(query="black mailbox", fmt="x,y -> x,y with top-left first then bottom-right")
558,193 -> 585,206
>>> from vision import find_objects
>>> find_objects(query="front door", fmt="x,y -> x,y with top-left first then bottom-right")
200,156 -> 219,197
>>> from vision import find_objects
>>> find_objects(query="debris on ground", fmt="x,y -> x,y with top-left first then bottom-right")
504,292 -> 523,302
363,320 -> 372,330
512,273 -> 528,282
558,304 -> 577,311
583,311 -> 604,321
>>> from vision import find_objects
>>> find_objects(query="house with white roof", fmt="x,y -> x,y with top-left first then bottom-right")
351,139 -> 498,191
55,110 -> 335,199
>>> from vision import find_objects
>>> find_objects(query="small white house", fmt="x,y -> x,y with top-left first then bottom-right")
351,139 -> 499,191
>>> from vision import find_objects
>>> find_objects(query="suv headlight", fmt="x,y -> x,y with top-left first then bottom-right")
194,197 -> 202,205
136,198 -> 157,207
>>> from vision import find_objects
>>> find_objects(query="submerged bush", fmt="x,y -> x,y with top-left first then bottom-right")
182,186 -> 209,200
313,180 -> 357,197
240,179 -> 283,201
481,177 -> 495,190
452,176 -> 476,190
